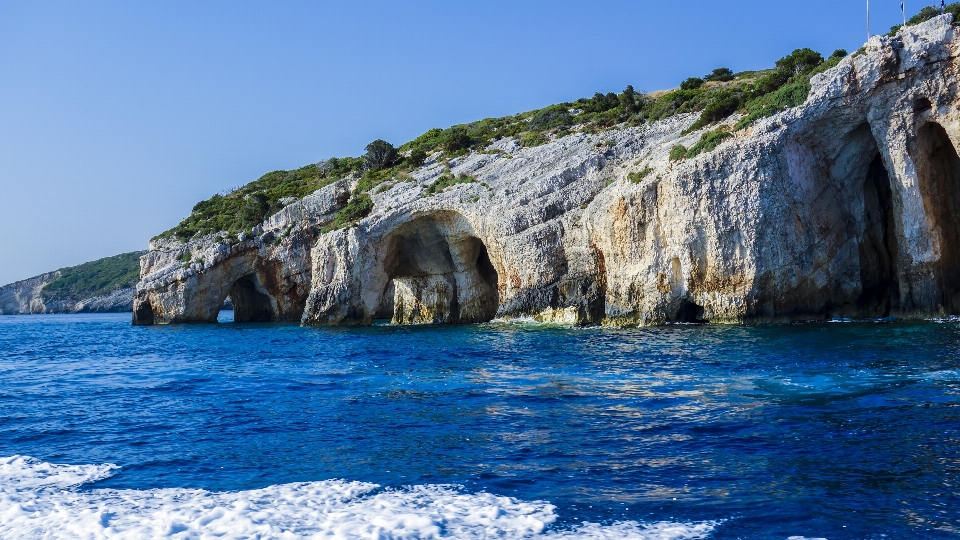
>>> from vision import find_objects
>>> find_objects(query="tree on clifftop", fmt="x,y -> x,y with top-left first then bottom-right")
364,139 -> 398,171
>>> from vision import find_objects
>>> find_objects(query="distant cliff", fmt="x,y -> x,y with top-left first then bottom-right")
0,252 -> 144,314
134,15 -> 960,326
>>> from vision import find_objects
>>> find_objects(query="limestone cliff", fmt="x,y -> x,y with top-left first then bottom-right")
0,252 -> 144,315
134,16 -> 960,326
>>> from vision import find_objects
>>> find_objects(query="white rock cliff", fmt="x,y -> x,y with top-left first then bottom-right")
134,17 -> 960,326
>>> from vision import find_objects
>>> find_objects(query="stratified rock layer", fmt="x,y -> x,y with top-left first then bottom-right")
134,16 -> 960,326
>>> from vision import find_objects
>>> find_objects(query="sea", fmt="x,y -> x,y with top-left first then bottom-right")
0,312 -> 958,539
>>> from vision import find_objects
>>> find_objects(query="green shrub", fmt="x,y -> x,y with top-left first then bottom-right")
528,107 -> 573,131
520,132 -> 548,147
354,166 -> 402,194
896,4 -> 960,30
241,193 -> 270,225
333,192 -> 373,228
670,145 -> 688,161
950,3 -> 960,20
775,48 -> 824,75
619,85 -> 639,113
908,6 -> 945,25
364,139 -> 398,171
424,174 -> 476,196
407,149 -> 427,168
735,78 -> 811,129
442,127 -> 472,153
705,68 -> 734,82
627,167 -> 654,183
687,128 -> 733,158
686,90 -> 744,132
680,77 -> 704,90
582,92 -> 620,113
641,88 -> 712,123
734,48 -> 842,130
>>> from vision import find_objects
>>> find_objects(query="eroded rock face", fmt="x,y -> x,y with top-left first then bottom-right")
132,180 -> 349,324
135,16 -> 960,326
392,275 -> 457,324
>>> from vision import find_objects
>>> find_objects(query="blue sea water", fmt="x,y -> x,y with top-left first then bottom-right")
0,312 -> 959,538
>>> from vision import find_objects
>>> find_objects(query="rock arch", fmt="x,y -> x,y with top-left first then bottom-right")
133,250 -> 308,325
372,212 -> 499,325
914,121 -> 960,312
754,122 -> 903,320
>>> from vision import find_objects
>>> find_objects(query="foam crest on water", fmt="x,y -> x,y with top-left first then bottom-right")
0,455 -> 120,490
0,456 -> 717,539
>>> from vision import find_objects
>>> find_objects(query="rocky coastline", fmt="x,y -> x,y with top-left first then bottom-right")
133,16 -> 960,327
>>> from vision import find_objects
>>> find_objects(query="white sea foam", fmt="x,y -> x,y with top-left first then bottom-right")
0,455 -> 718,539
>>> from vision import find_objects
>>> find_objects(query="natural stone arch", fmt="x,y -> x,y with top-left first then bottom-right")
371,212 -> 499,325
913,121 -> 960,313
133,249 -> 307,325
823,123 -> 902,318
751,122 -> 902,320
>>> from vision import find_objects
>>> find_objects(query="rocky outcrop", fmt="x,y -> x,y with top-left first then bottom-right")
132,180 -> 349,325
134,16 -> 960,326
0,274 -> 135,314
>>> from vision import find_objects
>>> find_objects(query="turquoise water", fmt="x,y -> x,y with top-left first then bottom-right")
1,313 -> 959,538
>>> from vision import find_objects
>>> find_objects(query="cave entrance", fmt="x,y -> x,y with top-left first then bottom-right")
229,273 -> 275,323
376,216 -> 499,325
133,299 -> 154,326
671,299 -> 707,324
915,122 -> 960,312
857,153 -> 900,316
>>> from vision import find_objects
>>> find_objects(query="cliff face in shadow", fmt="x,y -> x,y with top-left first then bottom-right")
134,16 -> 960,326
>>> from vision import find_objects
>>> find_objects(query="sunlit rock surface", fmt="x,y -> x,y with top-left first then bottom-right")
134,16 -> 960,326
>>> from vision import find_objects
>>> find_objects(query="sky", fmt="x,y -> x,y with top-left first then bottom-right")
0,0 -> 918,285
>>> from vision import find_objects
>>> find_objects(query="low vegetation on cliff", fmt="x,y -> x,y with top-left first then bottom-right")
152,4 -> 958,242
40,252 -> 144,303
891,2 -> 960,34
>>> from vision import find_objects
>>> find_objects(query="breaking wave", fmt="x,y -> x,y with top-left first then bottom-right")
0,455 -> 718,539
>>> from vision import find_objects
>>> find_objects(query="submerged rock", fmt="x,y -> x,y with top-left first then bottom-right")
134,16 -> 960,326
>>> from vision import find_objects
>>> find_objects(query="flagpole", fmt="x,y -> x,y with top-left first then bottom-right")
867,0 -> 871,40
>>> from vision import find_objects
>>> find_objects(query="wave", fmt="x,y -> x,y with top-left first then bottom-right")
0,455 -> 718,539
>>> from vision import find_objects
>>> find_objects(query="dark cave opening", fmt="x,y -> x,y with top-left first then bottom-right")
914,97 -> 932,114
857,153 -> 900,317
916,122 -> 960,312
376,217 -> 499,324
229,273 -> 275,322
133,299 -> 154,326
673,299 -> 707,324
473,238 -> 499,292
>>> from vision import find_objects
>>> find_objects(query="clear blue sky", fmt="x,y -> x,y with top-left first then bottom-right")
0,0 -> 916,285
